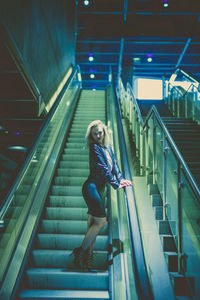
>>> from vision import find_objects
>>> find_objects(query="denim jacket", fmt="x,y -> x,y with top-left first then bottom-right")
88,143 -> 123,189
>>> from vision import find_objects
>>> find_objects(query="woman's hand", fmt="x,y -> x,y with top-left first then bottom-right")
118,179 -> 132,189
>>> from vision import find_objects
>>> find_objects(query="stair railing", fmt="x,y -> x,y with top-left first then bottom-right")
143,105 -> 200,297
118,79 -> 200,298
0,66 -> 81,298
166,68 -> 200,123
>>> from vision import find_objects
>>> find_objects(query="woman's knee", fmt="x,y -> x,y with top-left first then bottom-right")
94,216 -> 107,229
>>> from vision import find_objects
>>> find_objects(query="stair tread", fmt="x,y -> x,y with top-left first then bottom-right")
27,268 -> 109,274
19,289 -> 110,299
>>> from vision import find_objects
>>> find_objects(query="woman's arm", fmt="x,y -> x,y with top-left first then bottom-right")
109,146 -> 132,189
91,144 -> 120,189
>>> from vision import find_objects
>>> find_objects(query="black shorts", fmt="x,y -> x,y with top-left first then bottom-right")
82,178 -> 106,218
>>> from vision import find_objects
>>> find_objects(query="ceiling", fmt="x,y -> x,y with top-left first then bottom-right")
76,0 -> 200,89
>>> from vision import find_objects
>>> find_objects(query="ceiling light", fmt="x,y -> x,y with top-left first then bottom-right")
83,0 -> 89,6
147,57 -> 153,62
163,0 -> 168,7
88,56 -> 94,62
90,74 -> 95,79
133,57 -> 141,64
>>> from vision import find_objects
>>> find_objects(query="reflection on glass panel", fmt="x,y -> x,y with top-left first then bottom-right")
147,117 -> 154,176
179,97 -> 185,118
0,70 -> 80,282
155,123 -> 163,200
186,92 -> 194,119
165,144 -> 178,243
180,169 -> 200,298
118,190 -> 138,299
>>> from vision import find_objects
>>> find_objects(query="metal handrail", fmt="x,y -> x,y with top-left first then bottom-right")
127,82 -> 144,125
112,69 -> 153,300
0,66 -> 79,219
178,68 -> 200,84
168,82 -> 185,96
144,105 -> 200,202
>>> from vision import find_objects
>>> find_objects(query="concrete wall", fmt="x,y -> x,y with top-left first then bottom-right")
0,0 -> 76,114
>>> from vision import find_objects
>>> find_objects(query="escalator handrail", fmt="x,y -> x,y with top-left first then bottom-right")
127,82 -> 144,125
144,105 -> 200,202
0,66 -> 80,219
112,69 -> 153,300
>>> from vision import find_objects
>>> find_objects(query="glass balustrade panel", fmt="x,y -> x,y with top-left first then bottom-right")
0,70 -> 80,282
165,142 -> 179,243
154,122 -> 164,200
147,118 -> 154,177
180,169 -> 200,298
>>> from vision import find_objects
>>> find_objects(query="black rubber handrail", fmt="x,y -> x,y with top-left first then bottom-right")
111,69 -> 153,300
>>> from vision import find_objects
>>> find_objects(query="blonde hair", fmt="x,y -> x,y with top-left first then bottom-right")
85,120 -> 110,147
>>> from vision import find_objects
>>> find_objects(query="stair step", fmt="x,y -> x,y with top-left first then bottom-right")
45,207 -> 88,220
62,154 -> 88,161
63,148 -> 89,154
170,272 -> 195,296
51,186 -> 83,196
151,194 -> 163,206
154,206 -> 163,220
36,234 -> 109,250
40,220 -> 108,235
25,269 -> 109,290
57,168 -> 89,177
19,289 -> 110,299
160,235 -> 177,252
31,249 -> 108,269
148,184 -> 159,195
59,161 -> 89,169
48,196 -> 87,207
164,252 -> 178,272
158,220 -> 175,235
54,176 -> 87,186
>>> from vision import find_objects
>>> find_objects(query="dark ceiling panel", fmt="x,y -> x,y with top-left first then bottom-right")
76,0 -> 200,89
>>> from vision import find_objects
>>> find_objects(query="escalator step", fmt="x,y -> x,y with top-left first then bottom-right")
36,234 -> 109,250
54,176 -> 87,186
19,90 -> 109,298
31,249 -> 108,269
40,220 -> 108,235
48,196 -> 87,207
25,269 -> 109,289
19,289 -> 110,300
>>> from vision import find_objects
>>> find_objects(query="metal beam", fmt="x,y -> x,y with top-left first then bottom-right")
175,38 -> 192,69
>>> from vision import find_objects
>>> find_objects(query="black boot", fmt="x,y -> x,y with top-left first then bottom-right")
83,249 -> 97,272
72,246 -> 84,268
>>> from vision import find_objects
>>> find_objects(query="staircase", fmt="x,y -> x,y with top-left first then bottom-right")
162,117 -> 200,187
18,90 -> 110,299
135,100 -> 199,298
137,100 -> 200,187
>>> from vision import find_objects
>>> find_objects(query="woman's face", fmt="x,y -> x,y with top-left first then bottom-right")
91,125 -> 104,145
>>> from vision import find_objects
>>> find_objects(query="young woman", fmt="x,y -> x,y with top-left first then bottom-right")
72,120 -> 132,271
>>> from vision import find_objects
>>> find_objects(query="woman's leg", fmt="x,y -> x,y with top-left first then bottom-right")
86,214 -> 95,254
81,215 -> 107,251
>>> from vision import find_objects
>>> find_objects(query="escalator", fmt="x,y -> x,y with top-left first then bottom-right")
18,90 -> 110,299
